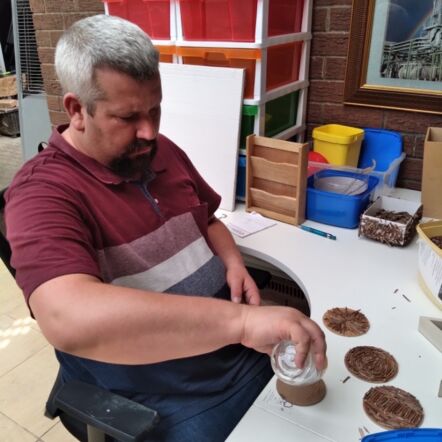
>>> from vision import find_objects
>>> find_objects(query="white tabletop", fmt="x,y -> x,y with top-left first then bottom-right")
223,189 -> 442,441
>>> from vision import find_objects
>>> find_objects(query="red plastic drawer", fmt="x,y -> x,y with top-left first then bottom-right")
177,46 -> 260,98
268,0 -> 304,36
178,0 -> 258,42
266,41 -> 302,90
105,0 -> 171,39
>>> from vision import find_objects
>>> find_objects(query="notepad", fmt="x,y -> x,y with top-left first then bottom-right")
227,212 -> 276,238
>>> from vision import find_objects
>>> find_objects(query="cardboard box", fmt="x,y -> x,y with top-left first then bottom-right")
358,196 -> 423,246
422,127 -> 442,219
416,220 -> 442,310
0,99 -> 18,111
0,75 -> 17,98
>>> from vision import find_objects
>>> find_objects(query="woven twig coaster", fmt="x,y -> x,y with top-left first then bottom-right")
363,385 -> 424,429
322,307 -> 369,337
345,346 -> 398,382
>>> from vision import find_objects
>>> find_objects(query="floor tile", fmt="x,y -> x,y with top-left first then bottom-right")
0,345 -> 59,438
0,314 -> 48,378
0,411 -> 37,441
40,421 -> 78,442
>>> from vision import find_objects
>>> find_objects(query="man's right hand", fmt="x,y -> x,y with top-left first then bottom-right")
239,305 -> 327,371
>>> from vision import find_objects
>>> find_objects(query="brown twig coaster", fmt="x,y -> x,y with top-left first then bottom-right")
322,307 -> 369,336
363,386 -> 424,429
345,346 -> 398,383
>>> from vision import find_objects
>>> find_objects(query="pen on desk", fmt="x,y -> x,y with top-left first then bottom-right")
300,225 -> 336,241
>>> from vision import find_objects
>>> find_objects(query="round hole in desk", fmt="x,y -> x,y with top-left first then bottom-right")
243,254 -> 310,317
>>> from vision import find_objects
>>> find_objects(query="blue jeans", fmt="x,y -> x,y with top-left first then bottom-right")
144,360 -> 273,442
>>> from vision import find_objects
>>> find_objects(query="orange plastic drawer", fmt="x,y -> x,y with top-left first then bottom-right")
177,46 -> 261,99
156,45 -> 175,63
104,0 -> 171,40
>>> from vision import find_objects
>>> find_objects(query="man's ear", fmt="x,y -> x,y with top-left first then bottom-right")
63,93 -> 86,131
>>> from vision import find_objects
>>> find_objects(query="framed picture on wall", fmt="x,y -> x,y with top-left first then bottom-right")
344,0 -> 442,115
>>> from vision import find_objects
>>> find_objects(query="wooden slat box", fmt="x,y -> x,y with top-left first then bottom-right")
245,135 -> 308,225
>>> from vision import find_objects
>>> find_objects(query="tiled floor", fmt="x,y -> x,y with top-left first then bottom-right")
0,135 -> 23,190
0,262 -> 77,441
0,135 -> 75,440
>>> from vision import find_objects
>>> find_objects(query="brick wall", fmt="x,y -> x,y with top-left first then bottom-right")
30,0 -> 435,190
29,0 -> 104,127
308,0 -> 441,190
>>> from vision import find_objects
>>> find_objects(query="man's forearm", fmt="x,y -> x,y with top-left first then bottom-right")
30,274 -> 246,364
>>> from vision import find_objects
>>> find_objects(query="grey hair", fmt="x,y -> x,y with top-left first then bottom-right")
55,14 -> 159,114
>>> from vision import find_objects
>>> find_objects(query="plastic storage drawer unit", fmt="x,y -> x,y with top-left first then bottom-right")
177,42 -> 302,99
178,0 -> 304,42
313,124 -> 364,167
240,91 -> 299,148
104,0 -> 172,40
306,170 -> 379,229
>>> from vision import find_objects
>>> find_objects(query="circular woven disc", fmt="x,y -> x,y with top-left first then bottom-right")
345,346 -> 398,382
363,386 -> 424,429
322,307 -> 369,336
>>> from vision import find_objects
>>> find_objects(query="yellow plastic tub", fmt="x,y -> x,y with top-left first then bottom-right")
313,124 -> 364,167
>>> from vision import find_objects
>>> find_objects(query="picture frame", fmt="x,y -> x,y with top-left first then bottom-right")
344,0 -> 442,115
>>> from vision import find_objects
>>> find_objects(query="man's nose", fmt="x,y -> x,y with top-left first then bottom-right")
136,118 -> 158,141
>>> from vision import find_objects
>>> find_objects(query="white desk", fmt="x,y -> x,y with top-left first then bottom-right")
224,190 -> 442,441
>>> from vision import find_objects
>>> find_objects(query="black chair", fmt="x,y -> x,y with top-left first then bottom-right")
1,187 -> 271,441
1,188 -> 159,442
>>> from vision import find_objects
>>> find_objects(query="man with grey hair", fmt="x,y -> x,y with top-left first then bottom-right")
5,14 -> 326,442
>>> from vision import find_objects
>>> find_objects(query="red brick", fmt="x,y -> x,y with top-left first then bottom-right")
309,57 -> 324,80
38,47 -> 55,64
50,30 -> 64,47
64,13 -> 96,29
45,0 -> 76,12
414,135 -> 425,158
330,7 -> 351,32
312,8 -> 328,32
29,0 -> 45,13
311,34 -> 349,57
77,0 -> 105,12
35,30 -> 51,47
33,13 -> 64,30
398,157 -> 423,183
309,80 -> 344,103
41,63 -> 57,81
402,134 -> 415,157
46,94 -> 63,112
384,110 -> 441,133
324,57 -> 346,80
49,110 -> 69,126
320,103 -> 384,128
307,102 -> 323,123
44,78 -> 62,95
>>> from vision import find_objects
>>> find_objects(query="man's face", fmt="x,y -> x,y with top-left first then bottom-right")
80,68 -> 162,180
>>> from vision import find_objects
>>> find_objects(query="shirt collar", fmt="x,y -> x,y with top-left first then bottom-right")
49,125 -> 167,185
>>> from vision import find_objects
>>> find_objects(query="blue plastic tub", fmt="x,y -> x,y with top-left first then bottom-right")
362,428 -> 442,441
236,154 -> 246,200
358,128 -> 403,187
306,170 -> 379,229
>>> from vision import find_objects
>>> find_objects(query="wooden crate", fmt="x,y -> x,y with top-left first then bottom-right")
245,135 -> 308,225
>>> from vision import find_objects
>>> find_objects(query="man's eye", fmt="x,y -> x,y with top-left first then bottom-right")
119,115 -> 136,121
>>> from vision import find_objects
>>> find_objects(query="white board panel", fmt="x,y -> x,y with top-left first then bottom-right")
159,63 -> 244,211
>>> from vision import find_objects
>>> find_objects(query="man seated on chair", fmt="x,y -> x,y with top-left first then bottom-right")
5,15 -> 326,442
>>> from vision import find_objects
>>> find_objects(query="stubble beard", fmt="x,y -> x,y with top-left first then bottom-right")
109,138 -> 158,180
